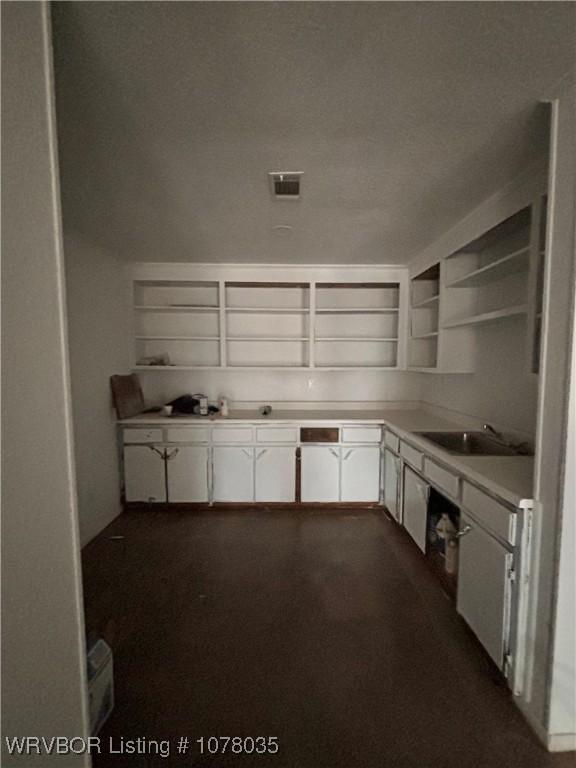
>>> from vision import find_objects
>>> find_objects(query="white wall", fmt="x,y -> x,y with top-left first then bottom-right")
1,2 -> 90,763
140,370 -> 422,409
421,318 -> 538,436
548,304 -> 576,744
64,234 -> 131,545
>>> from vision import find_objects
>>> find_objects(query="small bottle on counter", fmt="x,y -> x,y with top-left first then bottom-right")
219,397 -> 229,417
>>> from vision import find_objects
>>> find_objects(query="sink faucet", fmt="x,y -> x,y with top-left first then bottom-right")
482,423 -> 503,440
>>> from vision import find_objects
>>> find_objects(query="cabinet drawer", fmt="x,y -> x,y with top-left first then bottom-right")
424,458 -> 460,500
256,427 -> 298,443
165,427 -> 210,443
384,430 -> 400,453
341,426 -> 381,443
300,427 -> 339,443
462,482 -> 516,545
400,441 -> 423,471
123,428 -> 163,444
212,427 -> 253,443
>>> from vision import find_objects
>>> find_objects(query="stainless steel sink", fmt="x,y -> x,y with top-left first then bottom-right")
415,431 -> 527,456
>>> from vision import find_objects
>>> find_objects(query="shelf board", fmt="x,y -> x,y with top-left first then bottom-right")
446,247 -> 529,288
134,365 -> 223,370
225,307 -> 309,314
135,336 -> 219,341
315,337 -> 398,342
316,307 -> 399,314
412,294 -> 439,309
133,365 -> 399,372
410,331 -> 439,340
227,336 -> 309,342
134,305 -> 219,313
443,304 -> 528,329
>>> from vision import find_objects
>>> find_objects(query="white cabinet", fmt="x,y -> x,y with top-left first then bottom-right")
457,511 -> 514,669
384,448 -> 401,521
301,446 -> 340,502
255,447 -> 296,502
166,446 -> 209,502
124,445 -> 166,503
341,446 -> 380,502
212,446 -> 254,502
403,466 -> 429,551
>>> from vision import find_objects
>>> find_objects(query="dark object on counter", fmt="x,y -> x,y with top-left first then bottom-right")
110,374 -> 145,419
168,395 -> 200,414
260,405 -> 272,416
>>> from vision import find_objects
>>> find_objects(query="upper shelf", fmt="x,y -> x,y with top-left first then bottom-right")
446,246 -> 530,288
443,304 -> 528,329
316,307 -> 399,314
134,305 -> 218,313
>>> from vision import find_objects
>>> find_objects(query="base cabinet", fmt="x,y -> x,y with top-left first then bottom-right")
457,511 -> 513,668
384,448 -> 401,521
166,446 -> 209,502
124,445 -> 166,503
301,446 -> 340,502
213,446 -> 254,502
403,466 -> 429,551
341,446 -> 380,502
255,446 -> 296,502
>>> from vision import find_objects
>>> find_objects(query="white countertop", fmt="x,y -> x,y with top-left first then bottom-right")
119,407 -> 534,507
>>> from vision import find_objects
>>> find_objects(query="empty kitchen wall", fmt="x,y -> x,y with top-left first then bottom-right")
64,234 -> 131,544
138,370 -> 422,410
421,318 -> 538,436
1,2 -> 90,761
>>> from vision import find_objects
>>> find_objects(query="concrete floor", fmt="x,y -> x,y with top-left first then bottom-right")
82,507 -> 573,768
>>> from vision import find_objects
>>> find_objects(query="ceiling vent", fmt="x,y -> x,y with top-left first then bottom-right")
269,172 -> 303,200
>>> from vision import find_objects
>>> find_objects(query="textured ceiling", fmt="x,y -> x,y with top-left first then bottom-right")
51,2 -> 575,265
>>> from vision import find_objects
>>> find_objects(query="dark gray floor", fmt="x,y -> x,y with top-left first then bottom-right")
83,507 -> 573,767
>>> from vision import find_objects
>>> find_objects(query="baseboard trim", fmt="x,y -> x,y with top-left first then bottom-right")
547,733 -> 576,752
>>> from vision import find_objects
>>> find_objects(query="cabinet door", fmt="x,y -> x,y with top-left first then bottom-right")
212,446 -> 254,502
341,446 -> 380,502
384,449 -> 400,521
301,446 -> 340,502
124,445 -> 166,502
255,447 -> 296,502
457,512 -> 513,668
403,466 -> 429,551
166,446 -> 209,502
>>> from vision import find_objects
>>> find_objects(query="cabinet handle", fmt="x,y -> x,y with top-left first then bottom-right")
454,524 -> 473,539
165,448 -> 179,461
329,448 -> 339,459
343,449 -> 354,461
149,446 -> 166,459
256,449 -> 267,460
242,448 -> 252,459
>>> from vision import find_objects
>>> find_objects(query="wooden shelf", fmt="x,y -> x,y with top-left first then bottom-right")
411,331 -> 438,340
225,307 -> 309,314
135,335 -> 219,341
315,337 -> 398,342
316,307 -> 399,314
412,294 -> 439,309
227,336 -> 309,342
134,305 -> 219,313
446,247 -> 530,288
443,304 -> 528,329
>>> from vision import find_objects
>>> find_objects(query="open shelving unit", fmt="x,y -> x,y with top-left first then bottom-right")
314,283 -> 400,368
133,280 -> 221,367
408,264 -> 440,370
131,279 -> 404,370
442,206 -> 531,330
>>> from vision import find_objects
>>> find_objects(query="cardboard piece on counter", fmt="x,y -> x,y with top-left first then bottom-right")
110,374 -> 145,419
